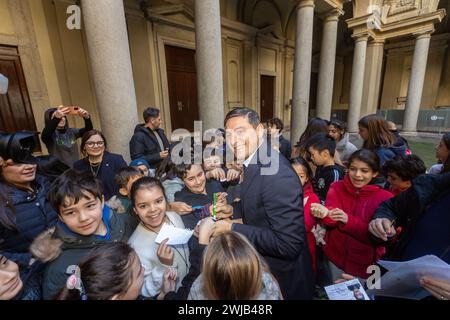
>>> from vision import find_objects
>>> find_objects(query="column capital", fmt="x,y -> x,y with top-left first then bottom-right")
413,31 -> 433,40
320,8 -> 344,22
297,0 -> 315,10
368,38 -> 385,46
352,34 -> 370,43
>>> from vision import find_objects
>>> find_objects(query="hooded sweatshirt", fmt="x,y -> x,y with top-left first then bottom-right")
321,175 -> 393,278
41,108 -> 93,167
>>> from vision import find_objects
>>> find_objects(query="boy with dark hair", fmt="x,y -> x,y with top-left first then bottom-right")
106,166 -> 144,215
174,163 -> 230,230
306,133 -> 345,203
32,170 -> 138,299
267,117 -> 292,159
383,154 -> 426,195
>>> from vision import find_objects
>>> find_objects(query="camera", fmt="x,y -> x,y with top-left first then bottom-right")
0,131 -> 38,164
0,73 -> 8,94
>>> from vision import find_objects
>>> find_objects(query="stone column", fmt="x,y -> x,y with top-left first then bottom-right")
195,0 -> 225,130
361,39 -> 385,117
347,35 -> 369,133
316,9 -> 342,120
290,0 -> 315,145
402,33 -> 432,133
81,0 -> 139,161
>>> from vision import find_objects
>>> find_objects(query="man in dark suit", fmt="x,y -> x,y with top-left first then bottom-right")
129,107 -> 170,169
212,107 -> 314,300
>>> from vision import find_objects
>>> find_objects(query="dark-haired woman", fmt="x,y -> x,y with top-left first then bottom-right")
0,151 -> 58,300
73,130 -> 127,200
311,149 -> 393,281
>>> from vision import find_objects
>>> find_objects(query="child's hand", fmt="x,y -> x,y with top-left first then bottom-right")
334,273 -> 355,284
198,217 -> 215,245
215,192 -> 228,206
158,268 -> 178,300
211,203 -> 233,220
211,219 -> 233,237
169,201 -> 193,215
226,169 -> 240,181
207,168 -> 226,181
329,208 -> 348,224
157,238 -> 174,266
368,218 -> 396,241
310,203 -> 329,219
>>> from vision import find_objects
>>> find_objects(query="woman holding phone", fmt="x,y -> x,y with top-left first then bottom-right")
41,105 -> 93,167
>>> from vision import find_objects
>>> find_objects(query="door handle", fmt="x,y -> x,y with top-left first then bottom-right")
262,100 -> 265,107
177,101 -> 184,111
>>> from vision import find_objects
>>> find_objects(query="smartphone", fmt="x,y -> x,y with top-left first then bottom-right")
67,106 -> 79,115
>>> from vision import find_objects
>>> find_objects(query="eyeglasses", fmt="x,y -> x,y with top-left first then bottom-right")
85,141 -> 105,147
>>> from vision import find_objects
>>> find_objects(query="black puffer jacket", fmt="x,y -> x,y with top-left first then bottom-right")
0,175 -> 58,267
129,125 -> 170,169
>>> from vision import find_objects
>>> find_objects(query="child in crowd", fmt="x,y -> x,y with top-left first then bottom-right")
386,121 -> 411,153
327,119 -> 357,165
267,117 -> 292,160
174,163 -> 229,230
57,242 -> 144,300
130,158 -> 154,177
290,157 -> 320,272
429,132 -> 450,174
188,232 -> 282,300
156,157 -> 185,203
383,155 -> 426,195
203,148 -> 241,183
106,167 -> 144,215
306,133 -> 345,203
128,177 -> 190,298
311,149 -> 393,281
33,170 -> 138,299
358,115 -> 408,166
292,118 -> 329,159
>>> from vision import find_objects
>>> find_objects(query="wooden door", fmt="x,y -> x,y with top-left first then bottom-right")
165,45 -> 199,132
0,46 -> 37,134
260,75 -> 275,122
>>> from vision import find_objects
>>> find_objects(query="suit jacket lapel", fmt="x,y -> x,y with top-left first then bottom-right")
241,163 -> 259,197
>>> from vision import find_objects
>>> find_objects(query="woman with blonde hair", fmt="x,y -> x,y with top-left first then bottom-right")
188,231 -> 282,300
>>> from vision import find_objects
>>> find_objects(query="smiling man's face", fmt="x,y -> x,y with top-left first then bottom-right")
225,116 -> 263,162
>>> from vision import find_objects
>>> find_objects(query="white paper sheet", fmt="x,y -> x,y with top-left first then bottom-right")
367,255 -> 450,300
154,223 -> 193,246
